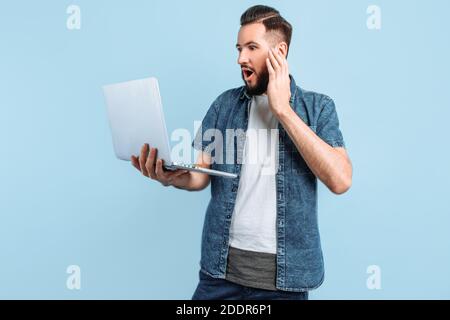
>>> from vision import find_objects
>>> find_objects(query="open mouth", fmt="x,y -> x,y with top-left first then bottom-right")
242,67 -> 255,81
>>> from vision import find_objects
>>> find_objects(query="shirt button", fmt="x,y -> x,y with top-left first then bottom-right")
226,215 -> 231,219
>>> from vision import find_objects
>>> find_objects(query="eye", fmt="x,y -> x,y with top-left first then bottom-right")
236,47 -> 242,52
249,46 -> 256,51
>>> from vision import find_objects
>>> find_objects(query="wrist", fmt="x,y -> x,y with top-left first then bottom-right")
275,103 -> 294,120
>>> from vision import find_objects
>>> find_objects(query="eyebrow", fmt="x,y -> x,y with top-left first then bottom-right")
235,41 -> 260,48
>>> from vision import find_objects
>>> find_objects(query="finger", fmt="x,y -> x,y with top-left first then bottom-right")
164,169 -> 189,185
139,144 -> 149,176
170,169 -> 189,178
131,155 -> 141,171
145,147 -> 158,179
266,58 -> 275,77
284,59 -> 289,75
155,159 -> 169,183
268,49 -> 280,70
272,47 -> 285,69
281,52 -> 289,74
273,48 -> 289,76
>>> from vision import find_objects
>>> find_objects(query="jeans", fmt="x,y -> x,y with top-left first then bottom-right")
192,271 -> 309,300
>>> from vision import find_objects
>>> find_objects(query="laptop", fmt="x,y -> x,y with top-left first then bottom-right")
102,77 -> 237,179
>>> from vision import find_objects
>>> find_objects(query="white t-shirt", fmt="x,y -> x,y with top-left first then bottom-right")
229,94 -> 279,254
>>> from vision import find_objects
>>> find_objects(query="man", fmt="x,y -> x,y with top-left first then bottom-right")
131,5 -> 352,300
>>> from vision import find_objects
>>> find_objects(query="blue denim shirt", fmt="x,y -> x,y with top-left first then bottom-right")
191,75 -> 345,292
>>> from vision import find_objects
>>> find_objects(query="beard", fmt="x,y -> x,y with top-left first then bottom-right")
242,66 -> 270,96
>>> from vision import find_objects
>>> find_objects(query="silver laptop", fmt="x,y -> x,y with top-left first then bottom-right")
102,77 -> 237,179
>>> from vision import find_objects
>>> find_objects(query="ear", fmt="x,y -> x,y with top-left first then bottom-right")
277,42 -> 288,58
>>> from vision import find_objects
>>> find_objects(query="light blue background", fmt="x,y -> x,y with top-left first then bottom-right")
1,0 -> 449,299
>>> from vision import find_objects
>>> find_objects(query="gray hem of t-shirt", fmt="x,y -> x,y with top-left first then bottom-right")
225,246 -> 277,291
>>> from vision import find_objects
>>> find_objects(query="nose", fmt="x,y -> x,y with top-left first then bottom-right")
237,51 -> 249,65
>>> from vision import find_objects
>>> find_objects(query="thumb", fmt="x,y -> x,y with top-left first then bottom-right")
172,169 -> 189,178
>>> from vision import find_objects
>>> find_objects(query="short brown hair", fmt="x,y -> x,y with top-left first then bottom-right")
240,5 -> 293,55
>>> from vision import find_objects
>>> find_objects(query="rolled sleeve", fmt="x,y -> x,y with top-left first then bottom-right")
191,99 -> 219,155
316,98 -> 346,148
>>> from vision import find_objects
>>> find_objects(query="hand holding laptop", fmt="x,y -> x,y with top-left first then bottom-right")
130,143 -> 190,187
